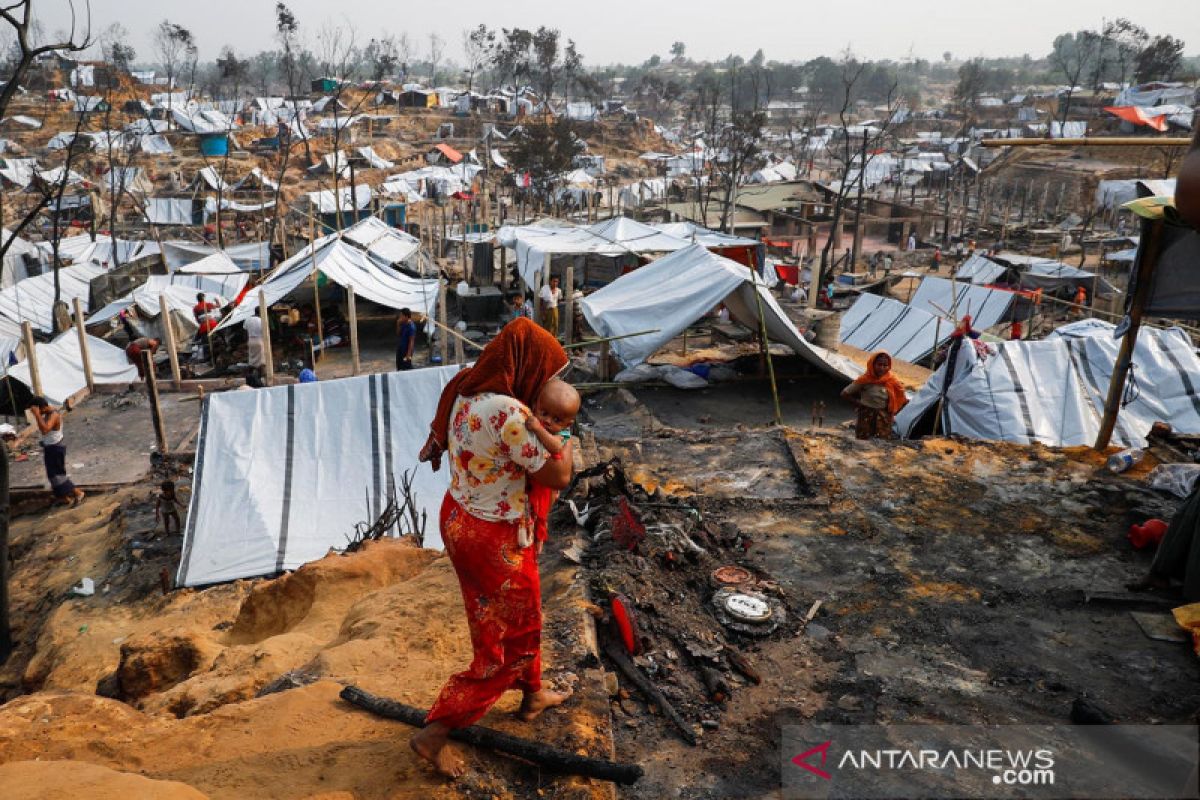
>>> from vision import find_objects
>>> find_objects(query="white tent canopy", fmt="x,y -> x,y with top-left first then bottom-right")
580,243 -> 860,380
7,331 -> 137,403
217,235 -> 440,331
955,253 -> 1007,285
839,294 -> 948,364
0,261 -> 108,337
176,252 -> 243,274
908,275 -> 1015,331
895,320 -> 1200,448
88,273 -> 248,324
176,367 -> 461,586
651,222 -> 759,248
341,216 -> 421,265
161,241 -> 269,272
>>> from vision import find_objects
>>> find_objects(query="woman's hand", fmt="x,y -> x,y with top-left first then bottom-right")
418,433 -> 443,472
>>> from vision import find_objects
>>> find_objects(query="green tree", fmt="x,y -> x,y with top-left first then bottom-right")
1134,35 -> 1185,82
507,118 -> 586,201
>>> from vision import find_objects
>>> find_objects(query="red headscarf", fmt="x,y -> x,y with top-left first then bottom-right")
421,318 -> 567,467
851,351 -> 908,415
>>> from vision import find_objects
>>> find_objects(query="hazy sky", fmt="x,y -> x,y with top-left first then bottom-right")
40,0 -> 1200,66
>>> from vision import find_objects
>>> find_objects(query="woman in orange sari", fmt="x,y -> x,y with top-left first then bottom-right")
411,318 -> 575,777
841,351 -> 908,440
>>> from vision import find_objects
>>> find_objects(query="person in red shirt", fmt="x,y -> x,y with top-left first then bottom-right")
193,293 -> 220,336
1010,320 -> 1023,340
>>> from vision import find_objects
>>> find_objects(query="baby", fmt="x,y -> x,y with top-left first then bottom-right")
525,378 -> 581,544
525,378 -> 581,454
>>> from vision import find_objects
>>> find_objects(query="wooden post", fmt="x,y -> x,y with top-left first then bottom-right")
540,251 -> 552,320
600,340 -> 611,381
1095,219 -> 1164,450
438,283 -> 449,365
258,290 -> 274,387
143,350 -> 168,455
20,322 -> 41,398
311,272 -> 324,363
159,293 -> 182,389
347,285 -> 360,376
71,298 -> 94,393
454,333 -> 465,365
564,264 -> 575,346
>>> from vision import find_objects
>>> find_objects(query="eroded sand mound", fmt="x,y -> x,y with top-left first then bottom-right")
0,759 -> 209,800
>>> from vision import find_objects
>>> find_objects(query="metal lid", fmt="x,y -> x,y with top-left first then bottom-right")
711,565 -> 754,586
723,592 -> 773,623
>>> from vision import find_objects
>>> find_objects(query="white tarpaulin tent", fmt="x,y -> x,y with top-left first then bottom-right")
503,218 -> 693,288
7,331 -> 137,403
341,216 -> 421,265
0,261 -> 108,336
88,273 -> 248,324
217,236 -> 440,330
895,320 -> 1200,448
955,253 -> 1008,285
1,228 -> 40,287
839,294 -> 948,364
580,243 -> 860,380
162,241 -> 269,272
176,366 -> 461,586
908,275 -> 1015,331
176,252 -> 243,274
144,198 -> 194,226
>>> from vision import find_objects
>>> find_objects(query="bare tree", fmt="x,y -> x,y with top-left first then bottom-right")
154,20 -> 196,127
0,0 -> 92,122
462,24 -> 494,96
396,32 -> 414,83
363,34 -> 399,82
809,55 -> 901,306
426,32 -> 444,85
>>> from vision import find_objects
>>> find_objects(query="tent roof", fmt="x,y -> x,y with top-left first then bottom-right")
839,294 -> 948,364
433,143 -> 463,163
579,243 -> 859,380
896,321 -> 1200,448
217,236 -> 439,331
652,221 -> 759,248
176,366 -> 462,586
955,253 -> 1008,285
175,252 -> 244,275
341,216 -> 421,265
908,275 -> 1015,331
7,331 -> 136,403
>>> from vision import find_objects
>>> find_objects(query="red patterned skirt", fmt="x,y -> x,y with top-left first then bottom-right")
425,493 -> 542,729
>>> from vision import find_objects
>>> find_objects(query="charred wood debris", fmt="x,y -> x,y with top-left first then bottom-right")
560,457 -> 814,743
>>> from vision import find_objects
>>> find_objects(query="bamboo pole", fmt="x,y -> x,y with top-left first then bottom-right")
981,137 -> 1191,148
20,323 -> 41,398
259,290 -> 274,387
564,263 -> 575,346
71,298 -> 94,393
749,272 -> 783,427
143,350 -> 168,455
158,294 -> 182,389
1095,220 -> 1164,450
311,273 -> 324,363
438,283 -> 449,364
347,285 -> 360,376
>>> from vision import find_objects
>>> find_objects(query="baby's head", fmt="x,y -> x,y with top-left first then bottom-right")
533,378 -> 580,434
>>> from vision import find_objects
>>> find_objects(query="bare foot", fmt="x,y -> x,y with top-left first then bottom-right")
409,724 -> 465,779
518,687 -> 574,722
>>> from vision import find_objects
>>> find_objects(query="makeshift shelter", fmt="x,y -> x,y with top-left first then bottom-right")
0,261 -> 108,336
954,253 -> 1008,285
215,232 -> 440,332
579,243 -> 860,380
6,330 -> 137,404
908,276 -> 1015,332
0,228 -> 41,287
354,146 -> 394,170
896,320 -> 1200,448
340,216 -> 423,269
88,273 -> 248,326
176,366 -> 461,586
839,294 -> 948,364
176,252 -> 243,275
161,241 -> 269,272
144,198 -> 195,226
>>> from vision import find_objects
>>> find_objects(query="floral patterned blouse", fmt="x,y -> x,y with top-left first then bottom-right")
447,393 -> 551,526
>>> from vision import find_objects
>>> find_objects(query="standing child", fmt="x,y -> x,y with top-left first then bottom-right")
155,480 -> 183,536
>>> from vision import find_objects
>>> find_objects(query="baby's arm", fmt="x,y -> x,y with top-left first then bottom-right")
525,415 -> 564,454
